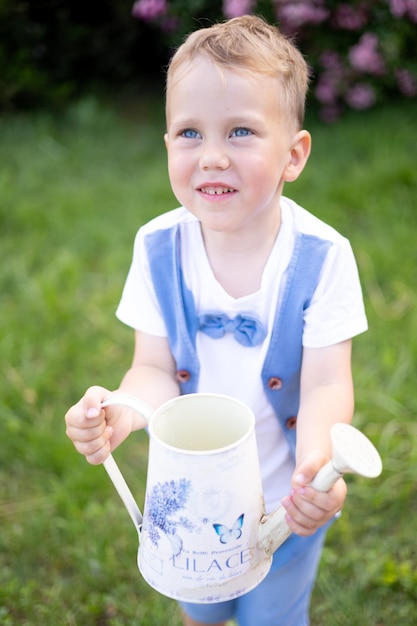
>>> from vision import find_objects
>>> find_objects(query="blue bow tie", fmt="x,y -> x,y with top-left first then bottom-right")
198,313 -> 267,347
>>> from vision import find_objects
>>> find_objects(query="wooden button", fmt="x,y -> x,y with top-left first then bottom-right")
175,370 -> 191,383
286,416 -> 297,430
267,377 -> 283,390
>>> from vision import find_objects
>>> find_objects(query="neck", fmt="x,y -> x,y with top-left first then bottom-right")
201,208 -> 281,298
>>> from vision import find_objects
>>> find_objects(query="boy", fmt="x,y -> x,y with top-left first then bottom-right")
65,15 -> 367,626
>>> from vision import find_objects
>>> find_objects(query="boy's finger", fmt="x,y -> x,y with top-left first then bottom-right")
85,406 -> 101,419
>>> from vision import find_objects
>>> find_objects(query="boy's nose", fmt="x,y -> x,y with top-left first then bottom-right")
199,142 -> 230,170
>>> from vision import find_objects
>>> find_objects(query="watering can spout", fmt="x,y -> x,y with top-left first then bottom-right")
258,506 -> 292,557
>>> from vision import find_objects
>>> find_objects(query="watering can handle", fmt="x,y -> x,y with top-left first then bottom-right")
100,394 -> 154,533
103,454 -> 143,529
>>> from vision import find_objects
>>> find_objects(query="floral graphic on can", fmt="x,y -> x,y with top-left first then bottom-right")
146,478 -> 197,556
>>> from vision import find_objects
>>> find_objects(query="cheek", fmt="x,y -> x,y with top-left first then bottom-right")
244,155 -> 282,190
169,151 -> 192,181
167,154 -> 193,201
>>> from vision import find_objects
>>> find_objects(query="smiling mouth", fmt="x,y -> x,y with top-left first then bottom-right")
199,187 -> 236,195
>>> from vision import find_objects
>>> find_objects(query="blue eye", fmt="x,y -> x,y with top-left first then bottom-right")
181,128 -> 200,139
231,127 -> 252,137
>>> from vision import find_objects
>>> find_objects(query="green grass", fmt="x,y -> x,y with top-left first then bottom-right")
1,97 -> 416,625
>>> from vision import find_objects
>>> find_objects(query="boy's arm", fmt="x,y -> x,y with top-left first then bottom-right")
281,339 -> 354,536
297,338 -> 354,460
65,330 -> 179,464
119,329 -> 180,412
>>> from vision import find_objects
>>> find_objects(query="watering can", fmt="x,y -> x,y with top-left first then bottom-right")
101,392 -> 382,604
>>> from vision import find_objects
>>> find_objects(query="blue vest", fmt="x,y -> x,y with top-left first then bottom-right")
144,223 -> 331,459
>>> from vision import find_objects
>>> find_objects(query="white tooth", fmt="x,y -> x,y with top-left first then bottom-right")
202,187 -> 233,195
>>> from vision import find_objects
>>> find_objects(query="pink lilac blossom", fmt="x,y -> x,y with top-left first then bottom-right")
315,75 -> 339,104
276,1 -> 329,29
316,52 -> 346,106
348,33 -> 386,75
345,83 -> 376,109
396,69 -> 417,97
131,0 -> 167,21
334,3 -> 368,30
223,0 -> 255,19
388,0 -> 407,16
320,102 -> 343,123
388,0 -> 417,22
406,0 -> 417,21
160,15 -> 180,33
320,50 -> 343,71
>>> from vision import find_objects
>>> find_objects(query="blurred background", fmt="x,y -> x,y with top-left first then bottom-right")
1,1 -> 416,625
1,0 -> 416,118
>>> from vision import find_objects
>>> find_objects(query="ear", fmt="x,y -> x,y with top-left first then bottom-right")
164,132 -> 169,150
283,130 -> 311,183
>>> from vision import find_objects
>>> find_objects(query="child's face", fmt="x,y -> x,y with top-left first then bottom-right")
165,55 -> 308,236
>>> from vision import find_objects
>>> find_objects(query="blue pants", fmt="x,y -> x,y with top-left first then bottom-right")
179,526 -> 328,626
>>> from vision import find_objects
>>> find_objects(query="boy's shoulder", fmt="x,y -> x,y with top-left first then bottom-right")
282,196 -> 347,245
139,206 -> 196,235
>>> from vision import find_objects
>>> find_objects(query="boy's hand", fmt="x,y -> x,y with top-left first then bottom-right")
65,385 -> 133,465
281,450 -> 347,536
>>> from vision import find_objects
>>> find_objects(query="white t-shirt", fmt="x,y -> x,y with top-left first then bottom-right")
116,196 -> 368,512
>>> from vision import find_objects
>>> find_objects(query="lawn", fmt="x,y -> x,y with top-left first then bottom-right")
0,96 -> 416,625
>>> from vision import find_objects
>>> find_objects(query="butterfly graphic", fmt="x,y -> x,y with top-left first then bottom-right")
213,514 -> 244,544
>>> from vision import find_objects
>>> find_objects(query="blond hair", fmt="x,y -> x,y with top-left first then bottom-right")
166,15 -> 310,128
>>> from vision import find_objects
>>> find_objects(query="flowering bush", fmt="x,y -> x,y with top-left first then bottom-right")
131,0 -> 417,120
